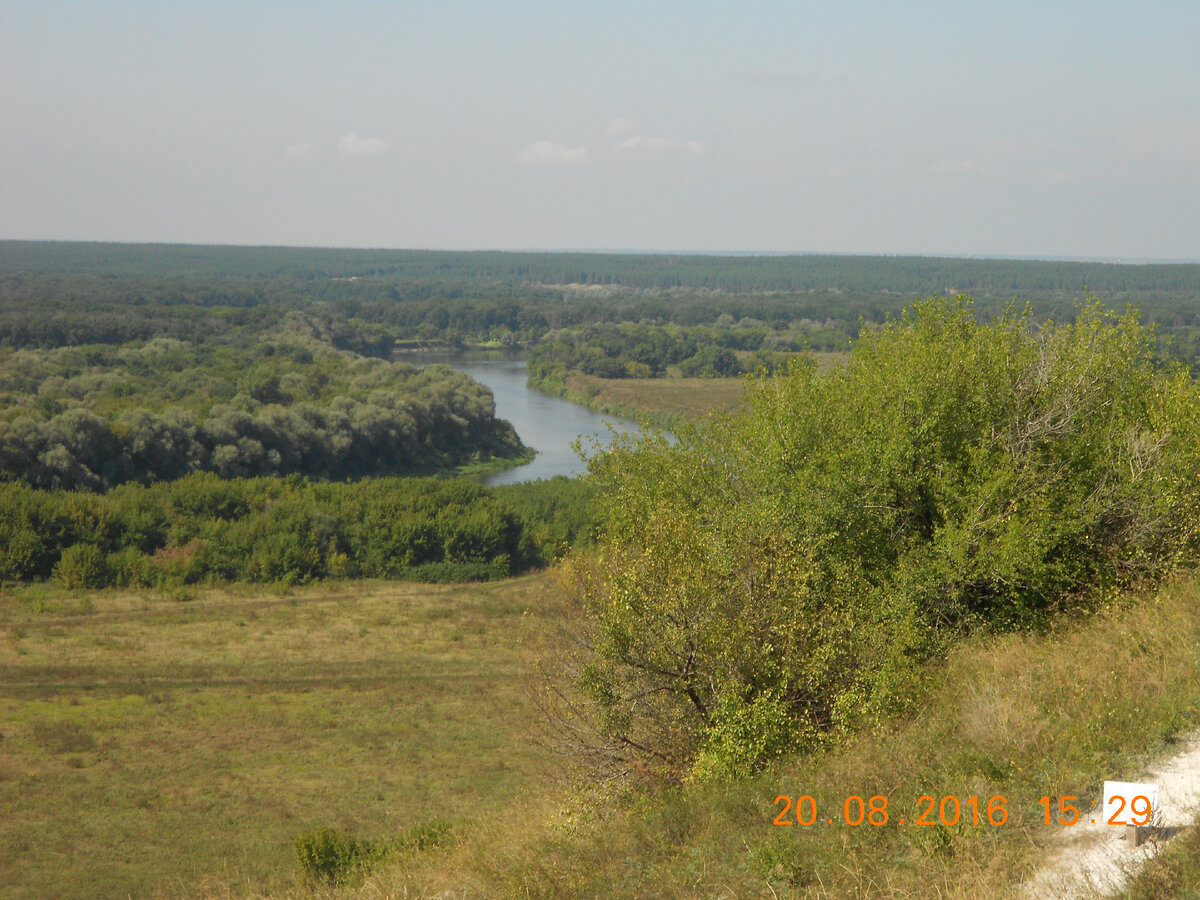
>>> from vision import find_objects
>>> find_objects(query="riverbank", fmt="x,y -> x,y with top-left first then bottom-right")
452,444 -> 536,478
525,351 -> 849,428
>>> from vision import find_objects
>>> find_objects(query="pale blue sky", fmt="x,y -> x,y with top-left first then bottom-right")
2,1 -> 1198,258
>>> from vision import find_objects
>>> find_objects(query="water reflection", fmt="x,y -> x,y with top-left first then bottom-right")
394,350 -> 643,485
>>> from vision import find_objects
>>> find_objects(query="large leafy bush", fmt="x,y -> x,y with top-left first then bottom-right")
573,298 -> 1200,777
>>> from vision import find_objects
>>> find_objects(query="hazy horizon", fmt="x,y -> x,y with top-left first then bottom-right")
7,238 -> 1199,268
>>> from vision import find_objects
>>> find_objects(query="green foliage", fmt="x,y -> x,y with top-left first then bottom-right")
574,297 -> 1200,778
52,543 -> 109,589
294,820 -> 453,886
494,475 -> 598,563
0,339 -> 528,489
294,828 -> 366,885
677,344 -> 741,377
0,474 -> 596,588
527,322 -> 815,386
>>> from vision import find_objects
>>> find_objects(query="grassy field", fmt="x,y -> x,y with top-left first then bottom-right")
0,575 -> 564,899
561,372 -> 747,423
557,352 -> 846,425
5,566 -> 1200,898
319,573 -> 1200,899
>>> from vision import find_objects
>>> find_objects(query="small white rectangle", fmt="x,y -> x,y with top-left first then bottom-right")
1102,781 -> 1160,826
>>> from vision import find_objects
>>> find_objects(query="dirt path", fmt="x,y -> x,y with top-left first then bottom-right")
1020,731 -> 1200,898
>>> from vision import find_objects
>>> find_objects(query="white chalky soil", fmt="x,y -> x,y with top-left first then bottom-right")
1021,731 -> 1200,899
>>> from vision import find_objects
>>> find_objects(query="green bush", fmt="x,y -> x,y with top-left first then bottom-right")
106,545 -> 156,588
0,523 -> 46,582
294,820 -> 453,886
573,298 -> 1200,777
52,543 -> 110,589
294,828 -> 364,885
678,344 -> 741,377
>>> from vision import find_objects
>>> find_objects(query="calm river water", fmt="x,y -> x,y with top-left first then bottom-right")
395,350 -> 643,485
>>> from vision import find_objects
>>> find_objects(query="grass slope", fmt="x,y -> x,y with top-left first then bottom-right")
0,575 -> 561,899
325,573 -> 1200,899
4,568 -> 1200,898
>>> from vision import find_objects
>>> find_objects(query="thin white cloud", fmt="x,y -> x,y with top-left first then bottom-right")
513,140 -> 591,169
338,133 -> 389,158
604,117 -> 637,138
925,159 -> 989,177
282,142 -> 315,162
612,134 -> 705,162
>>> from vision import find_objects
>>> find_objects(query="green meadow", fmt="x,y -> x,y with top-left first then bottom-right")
5,568 -> 1200,898
0,575 -> 562,899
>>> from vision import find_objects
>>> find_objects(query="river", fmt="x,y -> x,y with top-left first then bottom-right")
394,350 -> 644,485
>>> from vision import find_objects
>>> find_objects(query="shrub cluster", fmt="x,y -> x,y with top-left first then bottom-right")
572,298 -> 1200,778
0,474 -> 594,588
294,820 -> 452,886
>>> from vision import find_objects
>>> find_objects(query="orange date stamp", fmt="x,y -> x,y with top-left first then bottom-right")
771,793 -> 1155,827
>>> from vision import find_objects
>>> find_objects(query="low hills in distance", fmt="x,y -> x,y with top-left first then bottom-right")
5,239 -> 1200,296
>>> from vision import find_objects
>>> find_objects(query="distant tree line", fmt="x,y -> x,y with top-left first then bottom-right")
5,242 -> 1200,367
0,474 -> 595,588
7,241 -> 1200,296
527,322 -> 818,384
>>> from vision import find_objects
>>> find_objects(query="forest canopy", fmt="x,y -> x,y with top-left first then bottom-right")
5,242 -> 1200,365
0,332 -> 528,490
0,474 -> 594,588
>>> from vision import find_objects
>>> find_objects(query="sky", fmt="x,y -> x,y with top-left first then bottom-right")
2,1 -> 1199,260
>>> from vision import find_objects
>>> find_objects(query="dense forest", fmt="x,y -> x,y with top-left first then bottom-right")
0,333 -> 528,490
0,474 -> 593,588
5,242 -> 1200,363
527,322 -> 805,383
5,241 -> 1200,294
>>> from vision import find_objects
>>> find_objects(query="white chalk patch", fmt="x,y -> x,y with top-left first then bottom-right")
1021,732 -> 1200,899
